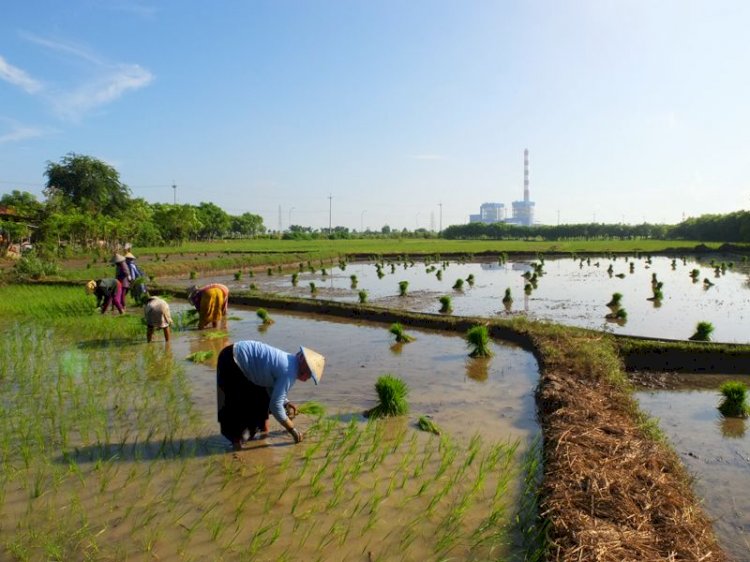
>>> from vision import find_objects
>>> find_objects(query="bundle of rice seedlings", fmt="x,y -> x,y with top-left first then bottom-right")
452,279 -> 464,291
466,274 -> 475,286
234,271 -> 242,281
186,350 -> 214,363
502,288 -> 513,305
358,290 -> 368,303
439,295 -> 452,313
389,322 -> 414,343
690,321 -> 714,341
309,282 -> 317,295
256,308 -> 273,324
398,280 -> 409,297
466,325 -> 492,357
417,415 -> 441,435
350,274 -> 358,288
606,292 -> 623,307
291,272 -> 299,286
718,381 -> 750,418
367,375 -> 409,418
298,401 -> 326,416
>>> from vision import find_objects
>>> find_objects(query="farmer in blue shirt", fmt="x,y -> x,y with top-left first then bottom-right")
216,340 -> 325,451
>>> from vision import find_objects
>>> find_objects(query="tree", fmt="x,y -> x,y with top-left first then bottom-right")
44,153 -> 131,216
229,212 -> 265,237
0,190 -> 43,218
151,204 -> 201,245
196,202 -> 231,240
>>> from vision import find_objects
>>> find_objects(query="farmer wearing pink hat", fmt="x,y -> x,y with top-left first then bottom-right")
216,340 -> 325,451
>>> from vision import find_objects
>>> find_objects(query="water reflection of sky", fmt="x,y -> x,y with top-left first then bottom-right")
636,388 -> 750,560
179,254 -> 750,343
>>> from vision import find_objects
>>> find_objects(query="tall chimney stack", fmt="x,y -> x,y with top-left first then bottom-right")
523,148 -> 530,203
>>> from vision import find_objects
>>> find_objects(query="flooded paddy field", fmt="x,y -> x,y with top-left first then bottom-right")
0,286 -> 541,561
173,253 -> 750,343
634,373 -> 750,561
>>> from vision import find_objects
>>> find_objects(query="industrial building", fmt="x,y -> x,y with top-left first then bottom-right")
469,148 -> 535,227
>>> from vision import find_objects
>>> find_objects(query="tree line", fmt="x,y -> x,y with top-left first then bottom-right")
0,153 -> 266,253
442,211 -> 750,243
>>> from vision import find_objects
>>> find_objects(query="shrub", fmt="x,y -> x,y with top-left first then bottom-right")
718,381 -> 749,418
13,254 -> 60,280
367,375 -> 409,418
466,325 -> 492,357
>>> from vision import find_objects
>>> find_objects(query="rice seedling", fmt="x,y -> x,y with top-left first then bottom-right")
309,282 -> 317,295
718,381 -> 750,418
297,401 -> 326,416
524,283 -> 532,295
358,290 -> 368,303
452,278 -> 464,291
439,295 -> 452,313
189,271 -> 197,280
466,274 -> 475,287
502,288 -> 513,306
291,272 -> 299,286
350,274 -> 358,288
466,325 -> 492,357
690,268 -> 700,281
186,350 -> 214,363
398,281 -> 409,297
366,375 -> 409,418
256,308 -> 274,325
703,278 -> 714,288
436,270 -> 443,281
417,416 -> 441,435
689,321 -> 714,341
267,267 -> 273,276
234,270 -> 242,281
389,323 -> 414,343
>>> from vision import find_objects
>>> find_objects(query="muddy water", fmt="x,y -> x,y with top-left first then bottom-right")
174,254 -> 750,343
635,377 -> 750,561
171,304 -> 540,448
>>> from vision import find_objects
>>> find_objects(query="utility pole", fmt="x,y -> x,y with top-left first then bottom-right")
438,202 -> 443,233
172,182 -> 177,204
328,194 -> 333,234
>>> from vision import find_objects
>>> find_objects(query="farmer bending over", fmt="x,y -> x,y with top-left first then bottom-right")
144,294 -> 173,343
216,340 -> 324,451
87,279 -> 125,314
188,283 -> 229,329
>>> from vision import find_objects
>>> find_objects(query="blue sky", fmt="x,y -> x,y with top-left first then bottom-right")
2,1 -> 749,231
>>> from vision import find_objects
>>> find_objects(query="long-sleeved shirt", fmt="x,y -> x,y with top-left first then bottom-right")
232,340 -> 299,423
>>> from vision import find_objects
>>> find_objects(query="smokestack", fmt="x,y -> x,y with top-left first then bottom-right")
523,148 -> 529,203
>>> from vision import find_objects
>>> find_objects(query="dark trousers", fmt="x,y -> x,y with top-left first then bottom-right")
216,345 -> 270,442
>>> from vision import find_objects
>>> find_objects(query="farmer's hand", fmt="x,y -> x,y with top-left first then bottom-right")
290,427 -> 303,443
285,402 -> 299,419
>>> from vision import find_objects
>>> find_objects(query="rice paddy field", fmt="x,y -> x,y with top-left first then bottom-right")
0,285 -> 543,561
170,252 -> 750,343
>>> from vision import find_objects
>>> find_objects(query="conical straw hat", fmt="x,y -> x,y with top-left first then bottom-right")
111,253 -> 126,264
300,346 -> 325,385
85,280 -> 97,294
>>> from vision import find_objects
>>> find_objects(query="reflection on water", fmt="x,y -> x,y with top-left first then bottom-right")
636,386 -> 750,560
170,253 -> 750,342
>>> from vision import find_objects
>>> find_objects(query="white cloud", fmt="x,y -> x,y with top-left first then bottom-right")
52,64 -> 153,120
17,33 -> 154,121
0,55 -> 42,94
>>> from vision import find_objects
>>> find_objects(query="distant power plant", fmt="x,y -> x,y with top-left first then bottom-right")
469,148 -> 536,227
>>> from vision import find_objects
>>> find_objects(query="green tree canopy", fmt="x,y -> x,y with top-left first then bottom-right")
44,153 -> 131,216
